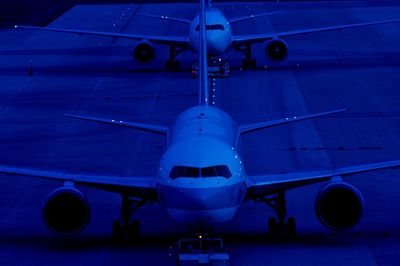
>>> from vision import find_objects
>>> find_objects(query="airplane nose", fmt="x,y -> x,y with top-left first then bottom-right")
206,33 -> 226,55
159,183 -> 244,211
160,185 -> 240,224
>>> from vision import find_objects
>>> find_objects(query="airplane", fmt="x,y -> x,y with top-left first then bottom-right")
2,0 -> 400,239
14,1 -> 400,70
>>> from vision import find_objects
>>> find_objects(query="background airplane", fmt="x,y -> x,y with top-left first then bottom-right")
15,2 -> 400,69
2,0 -> 400,239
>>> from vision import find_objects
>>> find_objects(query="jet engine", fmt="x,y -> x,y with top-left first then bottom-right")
264,38 -> 288,62
315,181 -> 364,231
42,187 -> 90,235
133,41 -> 155,64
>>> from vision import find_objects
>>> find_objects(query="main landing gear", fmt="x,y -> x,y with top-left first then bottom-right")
259,192 -> 296,238
112,194 -> 146,241
165,46 -> 184,70
237,45 -> 257,69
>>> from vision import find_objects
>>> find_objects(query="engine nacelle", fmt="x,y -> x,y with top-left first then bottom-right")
133,41 -> 155,64
42,187 -> 90,235
315,181 -> 364,231
264,38 -> 288,62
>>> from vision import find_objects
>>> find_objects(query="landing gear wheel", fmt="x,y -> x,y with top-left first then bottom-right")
268,217 -> 278,236
242,58 -> 256,69
250,58 -> 256,69
128,220 -> 141,240
268,217 -> 297,238
166,60 -> 180,70
263,193 -> 297,238
112,220 -> 124,240
112,219 -> 141,241
242,59 -> 248,69
286,217 -> 296,238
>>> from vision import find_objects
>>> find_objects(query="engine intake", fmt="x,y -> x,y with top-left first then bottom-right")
315,181 -> 364,231
264,38 -> 288,61
133,41 -> 155,64
42,187 -> 90,235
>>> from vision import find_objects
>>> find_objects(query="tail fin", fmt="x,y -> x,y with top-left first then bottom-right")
198,0 -> 209,106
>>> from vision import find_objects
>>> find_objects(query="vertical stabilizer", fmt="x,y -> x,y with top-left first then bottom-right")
198,0 -> 209,106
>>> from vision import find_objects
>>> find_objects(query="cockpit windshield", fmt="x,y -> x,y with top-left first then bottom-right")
169,166 -> 199,178
169,165 -> 232,179
195,24 -> 225,31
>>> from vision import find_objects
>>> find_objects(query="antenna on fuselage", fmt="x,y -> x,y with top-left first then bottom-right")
198,0 -> 209,106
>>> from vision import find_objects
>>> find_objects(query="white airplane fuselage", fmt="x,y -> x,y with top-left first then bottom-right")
158,106 -> 247,225
189,8 -> 232,56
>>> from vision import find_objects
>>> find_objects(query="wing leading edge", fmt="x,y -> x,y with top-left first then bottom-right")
0,165 -> 158,199
246,160 -> 400,199
233,18 -> 400,46
15,25 -> 189,48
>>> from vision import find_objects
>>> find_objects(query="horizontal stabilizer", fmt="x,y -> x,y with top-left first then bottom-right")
238,108 -> 345,136
229,11 -> 283,24
137,13 -> 192,24
64,114 -> 169,136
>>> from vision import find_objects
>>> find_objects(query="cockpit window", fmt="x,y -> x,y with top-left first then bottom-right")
216,165 -> 232,178
195,24 -> 225,31
201,166 -> 217,177
202,165 -> 232,178
169,166 -> 199,179
169,165 -> 231,179
185,167 -> 200,177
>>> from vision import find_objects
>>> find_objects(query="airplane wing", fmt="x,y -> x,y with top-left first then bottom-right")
232,18 -> 400,46
15,25 -> 189,48
0,164 -> 159,200
137,13 -> 192,24
228,11 -> 282,24
246,160 -> 400,199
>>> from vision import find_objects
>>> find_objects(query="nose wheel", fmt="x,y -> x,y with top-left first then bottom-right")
260,192 -> 297,238
112,194 -> 146,241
